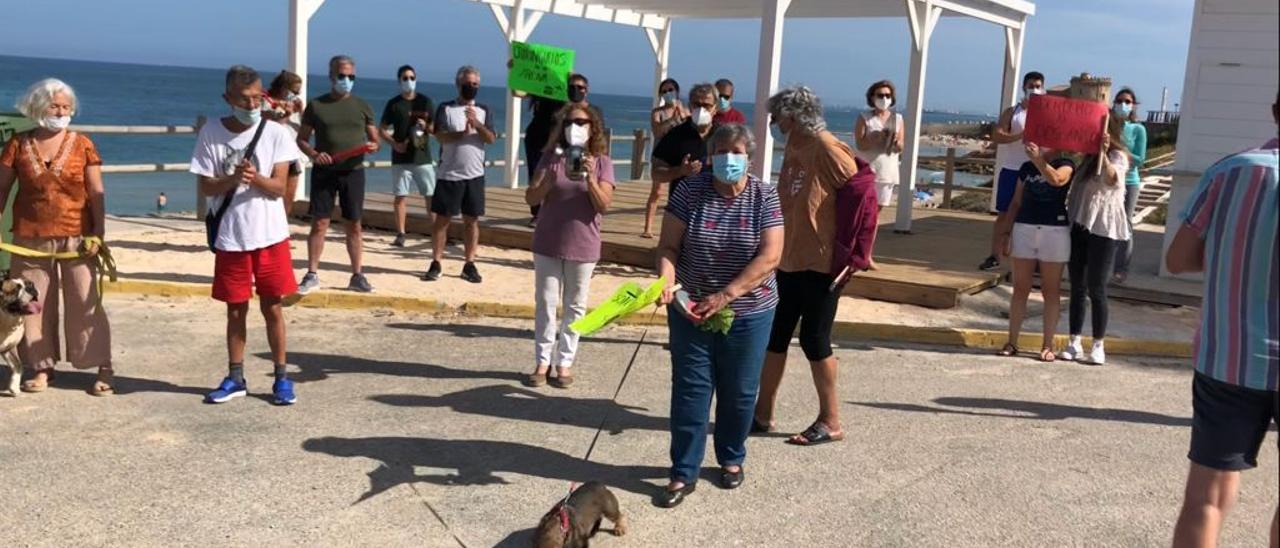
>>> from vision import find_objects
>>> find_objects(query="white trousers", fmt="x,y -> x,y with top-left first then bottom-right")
534,253 -> 597,367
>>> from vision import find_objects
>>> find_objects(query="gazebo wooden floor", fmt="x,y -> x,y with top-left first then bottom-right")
294,182 -> 1001,309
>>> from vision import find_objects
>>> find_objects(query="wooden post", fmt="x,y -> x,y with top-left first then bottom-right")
942,147 -> 955,209
630,129 -> 649,180
194,115 -> 208,219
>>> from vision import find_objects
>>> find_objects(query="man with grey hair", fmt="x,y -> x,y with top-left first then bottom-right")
425,65 -> 496,283
190,64 -> 302,405
296,54 -> 380,294
643,82 -> 718,238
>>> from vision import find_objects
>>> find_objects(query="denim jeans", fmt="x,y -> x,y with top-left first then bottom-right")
667,305 -> 776,483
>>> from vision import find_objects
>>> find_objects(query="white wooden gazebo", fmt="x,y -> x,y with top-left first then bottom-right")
286,0 -> 1035,232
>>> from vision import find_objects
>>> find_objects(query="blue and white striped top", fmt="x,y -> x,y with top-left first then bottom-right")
669,172 -> 784,316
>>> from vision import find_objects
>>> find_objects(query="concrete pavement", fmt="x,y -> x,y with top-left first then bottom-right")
0,296 -> 1274,547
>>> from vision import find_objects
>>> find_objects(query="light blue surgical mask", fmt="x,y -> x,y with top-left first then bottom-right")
232,105 -> 261,126
718,96 -> 731,111
1114,102 -> 1133,117
400,78 -> 416,94
661,91 -> 677,105
334,76 -> 355,94
712,153 -> 748,184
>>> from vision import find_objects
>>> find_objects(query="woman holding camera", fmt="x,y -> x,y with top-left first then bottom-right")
523,103 -> 615,388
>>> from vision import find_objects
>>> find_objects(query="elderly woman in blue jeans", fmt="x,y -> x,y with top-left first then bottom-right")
654,123 -> 783,508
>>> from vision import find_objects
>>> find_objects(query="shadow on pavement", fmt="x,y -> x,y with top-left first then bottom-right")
370,384 -> 666,434
386,322 -> 666,349
261,351 -> 523,384
850,396 -> 1191,427
301,436 -> 667,502
53,370 -> 207,396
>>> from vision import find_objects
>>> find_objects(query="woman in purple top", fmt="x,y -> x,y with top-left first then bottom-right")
654,124 -> 784,508
523,104 -> 615,388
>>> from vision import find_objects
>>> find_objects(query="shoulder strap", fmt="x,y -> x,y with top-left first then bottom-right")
242,119 -> 269,166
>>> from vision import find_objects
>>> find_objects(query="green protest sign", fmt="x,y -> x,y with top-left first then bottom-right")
509,41 -> 575,101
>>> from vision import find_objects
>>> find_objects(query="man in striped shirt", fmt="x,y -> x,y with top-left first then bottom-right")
1167,94 -> 1278,548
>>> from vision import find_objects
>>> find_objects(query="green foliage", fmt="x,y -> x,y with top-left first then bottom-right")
698,307 -> 735,335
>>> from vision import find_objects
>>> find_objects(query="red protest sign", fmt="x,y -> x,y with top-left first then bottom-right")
1023,95 -> 1110,154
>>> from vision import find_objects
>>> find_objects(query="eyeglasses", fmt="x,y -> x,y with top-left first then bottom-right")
570,85 -> 587,92
719,94 -> 732,100
1115,99 -> 1134,105
568,119 -> 591,126
401,76 -> 415,82
337,74 -> 356,81
875,93 -> 893,99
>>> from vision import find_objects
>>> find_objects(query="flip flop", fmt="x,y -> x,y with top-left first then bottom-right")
997,342 -> 1019,357
1038,347 -> 1057,363
21,370 -> 52,393
90,368 -> 115,397
786,421 -> 844,446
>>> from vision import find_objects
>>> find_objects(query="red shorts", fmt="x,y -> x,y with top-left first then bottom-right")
212,240 -> 298,303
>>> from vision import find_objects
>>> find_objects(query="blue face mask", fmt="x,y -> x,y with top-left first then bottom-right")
718,96 -> 731,111
1114,102 -> 1132,117
334,76 -> 355,94
232,105 -> 261,126
712,153 -> 748,183
400,78 -> 416,94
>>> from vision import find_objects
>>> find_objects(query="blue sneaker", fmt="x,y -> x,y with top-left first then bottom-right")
272,378 -> 297,406
205,377 -> 247,404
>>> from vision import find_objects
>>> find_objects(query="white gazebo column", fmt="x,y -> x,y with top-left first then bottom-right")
989,21 -> 1025,212
751,0 -> 791,182
286,0 -> 325,208
491,1 -> 541,189
645,23 -> 673,108
894,0 -> 942,233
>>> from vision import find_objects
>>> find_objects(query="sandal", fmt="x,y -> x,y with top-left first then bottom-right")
639,232 -> 655,239
90,367 -> 114,397
1038,347 -> 1056,363
785,421 -> 845,446
20,369 -> 52,393
749,417 -> 776,435
997,342 -> 1019,357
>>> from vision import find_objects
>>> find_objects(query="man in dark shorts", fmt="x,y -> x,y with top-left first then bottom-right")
642,82 -> 718,238
1166,94 -> 1278,547
980,70 -> 1044,272
296,54 -> 379,293
425,65 -> 495,284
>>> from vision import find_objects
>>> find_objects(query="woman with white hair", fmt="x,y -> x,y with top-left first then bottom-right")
655,123 -> 783,507
0,78 -> 113,395
753,85 -> 858,446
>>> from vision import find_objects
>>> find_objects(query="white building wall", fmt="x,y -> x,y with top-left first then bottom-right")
1161,0 -> 1279,277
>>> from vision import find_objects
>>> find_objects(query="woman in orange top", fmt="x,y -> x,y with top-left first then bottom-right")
0,78 -> 113,395
754,85 -> 859,446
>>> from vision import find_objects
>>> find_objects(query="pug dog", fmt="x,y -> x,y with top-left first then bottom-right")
533,482 -> 626,548
0,276 -> 41,397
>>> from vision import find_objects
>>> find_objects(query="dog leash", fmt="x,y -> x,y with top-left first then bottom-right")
0,237 -> 118,312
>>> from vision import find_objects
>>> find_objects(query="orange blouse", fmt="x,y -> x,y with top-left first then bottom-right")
776,130 -> 859,273
0,131 -> 102,238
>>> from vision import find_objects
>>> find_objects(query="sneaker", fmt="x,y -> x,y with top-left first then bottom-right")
272,378 -> 297,405
422,260 -> 442,281
348,273 -> 374,293
297,272 -> 320,295
1084,341 -> 1106,366
205,377 -> 247,404
1058,337 -> 1084,361
391,233 -> 406,247
979,255 -> 1001,271
461,262 -> 483,284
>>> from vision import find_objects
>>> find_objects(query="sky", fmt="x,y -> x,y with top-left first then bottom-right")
0,0 -> 1194,114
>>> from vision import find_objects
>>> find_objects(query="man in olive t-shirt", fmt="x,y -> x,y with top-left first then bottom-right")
296,54 -> 380,294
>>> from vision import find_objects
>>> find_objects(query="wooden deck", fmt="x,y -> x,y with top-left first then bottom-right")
295,182 -> 1002,309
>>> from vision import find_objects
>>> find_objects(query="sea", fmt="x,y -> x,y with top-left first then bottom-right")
0,54 -> 994,215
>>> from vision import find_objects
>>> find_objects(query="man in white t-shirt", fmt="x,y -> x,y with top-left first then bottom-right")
189,65 -> 301,406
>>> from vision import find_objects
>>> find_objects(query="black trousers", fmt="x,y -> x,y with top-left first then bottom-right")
526,136 -> 546,217
1068,223 -> 1119,339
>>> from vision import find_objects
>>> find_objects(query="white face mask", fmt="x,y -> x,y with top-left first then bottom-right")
1024,86 -> 1045,99
874,97 -> 892,111
565,123 -> 590,147
40,115 -> 71,131
691,107 -> 712,128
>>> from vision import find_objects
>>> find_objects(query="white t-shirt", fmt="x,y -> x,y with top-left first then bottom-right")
189,118 -> 300,252
997,104 -> 1029,170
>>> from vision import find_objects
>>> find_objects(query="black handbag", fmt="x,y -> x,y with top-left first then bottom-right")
205,119 -> 268,252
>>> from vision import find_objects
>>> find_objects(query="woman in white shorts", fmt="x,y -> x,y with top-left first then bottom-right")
998,142 -> 1075,362
854,80 -> 904,210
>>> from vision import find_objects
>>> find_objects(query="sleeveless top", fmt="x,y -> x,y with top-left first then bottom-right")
858,110 -> 901,185
997,104 -> 1029,171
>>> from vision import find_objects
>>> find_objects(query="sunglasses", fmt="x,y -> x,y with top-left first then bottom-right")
875,93 -> 893,99
1115,99 -> 1134,105
570,85 -> 587,92
337,74 -> 356,81
401,76 -> 415,82
719,94 -> 732,100
569,119 -> 591,126
660,89 -> 676,95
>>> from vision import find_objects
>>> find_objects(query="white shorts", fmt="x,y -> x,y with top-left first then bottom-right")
874,181 -> 896,207
392,164 -> 436,197
1011,223 -> 1070,263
